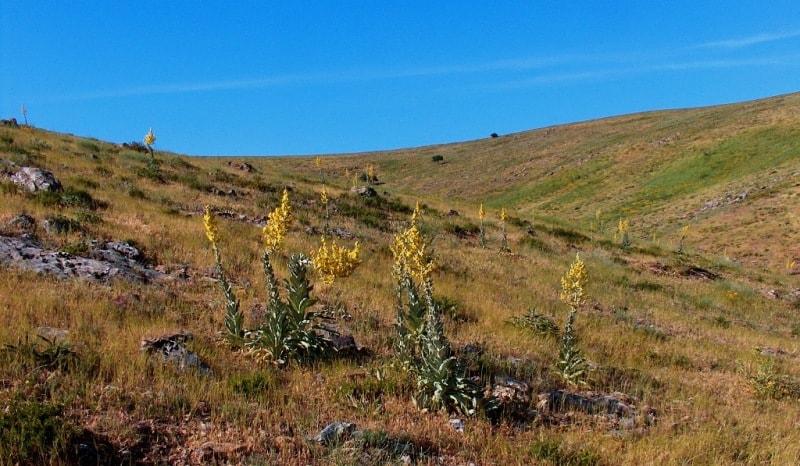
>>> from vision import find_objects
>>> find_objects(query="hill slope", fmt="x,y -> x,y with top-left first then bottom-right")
0,94 -> 799,464
309,92 -> 800,272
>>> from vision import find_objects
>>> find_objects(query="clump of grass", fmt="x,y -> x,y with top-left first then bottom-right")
2,334 -> 78,372
0,401 -> 80,464
748,360 -> 800,400
510,309 -> 560,337
528,439 -> 601,466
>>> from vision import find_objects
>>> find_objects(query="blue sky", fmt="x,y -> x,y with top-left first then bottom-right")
2,2 -> 799,156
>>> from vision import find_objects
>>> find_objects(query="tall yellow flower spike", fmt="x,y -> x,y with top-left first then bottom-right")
315,156 -> 322,170
391,203 -> 434,283
320,187 -> 328,206
203,205 -> 219,245
144,128 -> 156,146
560,253 -> 588,309
312,237 -> 361,286
479,204 -> 485,221
618,219 -> 629,235
262,189 -> 293,254
500,208 -> 507,222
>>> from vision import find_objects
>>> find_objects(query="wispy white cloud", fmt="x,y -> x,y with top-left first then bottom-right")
691,30 -> 800,49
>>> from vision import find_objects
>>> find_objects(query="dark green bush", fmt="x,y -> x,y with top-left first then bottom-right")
0,401 -> 80,464
431,155 -> 444,162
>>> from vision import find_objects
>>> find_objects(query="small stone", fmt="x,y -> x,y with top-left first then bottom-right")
449,418 -> 464,433
310,422 -> 356,445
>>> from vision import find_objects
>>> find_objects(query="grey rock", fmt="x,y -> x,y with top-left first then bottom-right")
351,186 -> 377,197
141,332 -> 212,376
538,390 -> 637,417
10,166 -> 62,192
0,235 -> 167,284
2,214 -> 36,234
310,422 -> 356,445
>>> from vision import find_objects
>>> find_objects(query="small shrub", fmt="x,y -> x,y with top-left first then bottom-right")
510,309 -> 560,337
44,215 -> 84,234
714,315 -> 732,328
60,241 -> 90,257
77,139 -> 100,153
528,439 -> 601,466
229,371 -> 275,398
0,401 -> 80,464
748,360 -> 800,400
127,187 -> 148,199
431,155 -> 444,162
2,334 -> 78,372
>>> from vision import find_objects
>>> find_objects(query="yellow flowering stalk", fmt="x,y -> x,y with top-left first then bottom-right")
315,156 -> 323,182
202,205 -> 244,343
263,189 -> 293,255
677,224 -> 690,254
560,253 -> 588,310
144,127 -> 156,160
312,237 -> 361,286
320,188 -> 330,237
556,252 -> 589,386
500,208 -> 510,252
203,205 -> 219,247
618,218 -> 631,250
391,203 -> 435,284
478,204 -> 486,248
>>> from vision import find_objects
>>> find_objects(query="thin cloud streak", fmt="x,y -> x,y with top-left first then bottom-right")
691,30 -> 800,49
480,56 -> 800,91
49,44 -> 800,102
49,54 -> 607,102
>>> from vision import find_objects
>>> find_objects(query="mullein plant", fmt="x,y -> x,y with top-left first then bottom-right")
392,203 -> 486,415
203,207 -> 245,344
315,156 -> 323,183
677,225 -> 690,255
617,218 -> 631,251
144,128 -> 156,161
555,253 -> 590,387
478,204 -> 486,248
204,189 -> 335,365
320,188 -> 330,238
500,208 -> 511,252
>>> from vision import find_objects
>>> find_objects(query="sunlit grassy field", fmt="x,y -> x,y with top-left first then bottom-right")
1,93 -> 799,464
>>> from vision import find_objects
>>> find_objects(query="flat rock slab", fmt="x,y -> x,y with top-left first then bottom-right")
0,235 -> 167,284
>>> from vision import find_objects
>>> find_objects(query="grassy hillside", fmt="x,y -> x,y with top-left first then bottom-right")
0,93 -> 798,464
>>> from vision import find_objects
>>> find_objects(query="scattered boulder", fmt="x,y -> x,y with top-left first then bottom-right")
309,422 -> 356,445
447,209 -> 460,216
0,235 -> 167,283
351,186 -> 377,197
1,214 -> 36,235
537,390 -> 638,418
317,323 -> 360,354
10,166 -> 62,192
681,266 -> 719,280
330,227 -> 356,240
141,332 -> 211,376
489,376 -> 536,422
226,161 -> 254,172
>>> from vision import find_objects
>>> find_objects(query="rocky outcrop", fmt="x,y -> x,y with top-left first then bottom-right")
0,235 -> 167,284
141,332 -> 211,376
10,166 -> 62,192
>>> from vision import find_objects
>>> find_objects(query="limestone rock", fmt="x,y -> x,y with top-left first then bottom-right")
10,166 -> 62,192
141,332 -> 212,376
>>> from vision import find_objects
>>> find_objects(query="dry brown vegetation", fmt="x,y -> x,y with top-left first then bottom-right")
0,92 -> 799,464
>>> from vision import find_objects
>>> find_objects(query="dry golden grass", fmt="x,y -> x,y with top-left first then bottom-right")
1,94 -> 799,464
